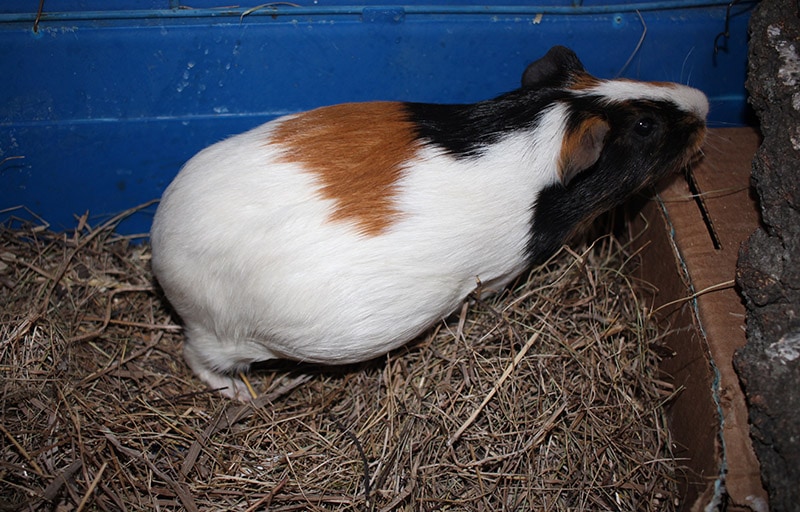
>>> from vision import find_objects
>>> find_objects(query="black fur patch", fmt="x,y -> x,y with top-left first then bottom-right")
402,88 -> 570,159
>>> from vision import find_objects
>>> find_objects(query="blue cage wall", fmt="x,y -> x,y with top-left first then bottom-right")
1,1 -> 755,234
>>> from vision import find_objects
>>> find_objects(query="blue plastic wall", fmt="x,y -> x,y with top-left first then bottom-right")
1,2 -> 755,234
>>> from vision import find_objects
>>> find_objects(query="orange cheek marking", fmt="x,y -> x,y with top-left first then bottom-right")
558,116 -> 609,185
271,102 -> 419,236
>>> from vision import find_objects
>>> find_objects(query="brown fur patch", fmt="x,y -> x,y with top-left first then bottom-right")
568,72 -> 602,90
271,102 -> 419,236
615,78 -> 678,88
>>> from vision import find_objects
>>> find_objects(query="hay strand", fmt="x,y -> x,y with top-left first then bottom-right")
448,322 -> 547,447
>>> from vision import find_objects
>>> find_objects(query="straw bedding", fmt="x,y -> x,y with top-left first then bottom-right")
1,208 -> 680,511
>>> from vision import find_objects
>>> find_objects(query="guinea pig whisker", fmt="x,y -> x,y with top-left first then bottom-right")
680,47 -> 696,86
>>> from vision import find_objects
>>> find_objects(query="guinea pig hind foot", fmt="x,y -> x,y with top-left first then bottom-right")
182,342 -> 254,401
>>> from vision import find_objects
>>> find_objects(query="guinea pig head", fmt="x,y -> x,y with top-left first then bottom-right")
523,46 -> 708,263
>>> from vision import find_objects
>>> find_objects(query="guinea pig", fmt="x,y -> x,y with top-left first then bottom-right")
150,45 -> 708,400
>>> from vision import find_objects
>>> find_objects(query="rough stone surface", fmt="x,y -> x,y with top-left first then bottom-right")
735,0 -> 800,510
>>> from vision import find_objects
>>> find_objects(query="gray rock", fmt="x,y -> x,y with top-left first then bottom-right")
735,0 -> 800,509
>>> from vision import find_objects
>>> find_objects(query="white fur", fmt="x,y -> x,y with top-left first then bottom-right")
582,80 -> 709,118
150,116 -> 563,399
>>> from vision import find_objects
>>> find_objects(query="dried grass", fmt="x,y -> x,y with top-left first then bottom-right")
1,208 -> 681,511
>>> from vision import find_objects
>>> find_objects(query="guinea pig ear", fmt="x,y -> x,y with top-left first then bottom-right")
559,116 -> 610,186
522,45 -> 586,89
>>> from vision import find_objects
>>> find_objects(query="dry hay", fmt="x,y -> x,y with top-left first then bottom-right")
0,208 -> 681,511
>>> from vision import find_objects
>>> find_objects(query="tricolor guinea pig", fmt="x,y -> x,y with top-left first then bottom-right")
150,45 -> 708,400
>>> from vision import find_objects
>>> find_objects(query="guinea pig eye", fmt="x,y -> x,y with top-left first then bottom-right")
633,117 -> 656,137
